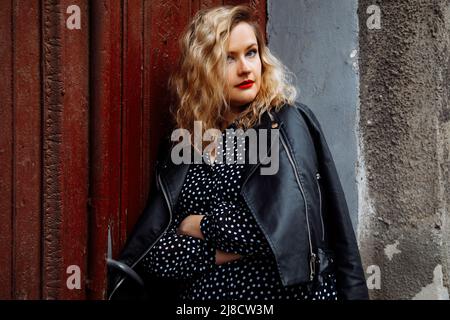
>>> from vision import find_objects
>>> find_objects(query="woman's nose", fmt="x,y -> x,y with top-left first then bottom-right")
237,57 -> 251,75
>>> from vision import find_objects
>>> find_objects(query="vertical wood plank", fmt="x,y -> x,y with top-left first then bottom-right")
88,0 -> 123,299
121,0 -> 144,237
140,1 -> 193,248
42,0 -> 66,299
109,0 -> 124,259
13,0 -> 42,299
144,0 -> 192,202
142,0 -> 152,224
93,0 -> 268,298
0,0 -> 13,300
42,0 -> 89,299
59,0 -> 89,299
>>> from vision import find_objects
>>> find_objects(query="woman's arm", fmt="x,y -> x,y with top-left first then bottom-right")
176,214 -> 243,264
215,249 -> 242,265
178,201 -> 273,257
139,226 -> 216,280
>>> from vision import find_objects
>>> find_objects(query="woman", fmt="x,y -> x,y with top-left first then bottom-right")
108,5 -> 369,301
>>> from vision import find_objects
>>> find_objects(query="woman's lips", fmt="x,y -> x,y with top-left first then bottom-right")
236,82 -> 254,89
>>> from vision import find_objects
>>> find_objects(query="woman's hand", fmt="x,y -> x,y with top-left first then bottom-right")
177,214 -> 243,265
176,214 -> 205,240
215,249 -> 242,265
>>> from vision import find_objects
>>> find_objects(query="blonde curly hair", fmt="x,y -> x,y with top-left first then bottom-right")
168,4 -> 297,140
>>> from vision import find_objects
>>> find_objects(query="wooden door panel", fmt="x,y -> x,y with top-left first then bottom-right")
13,0 -> 42,300
91,0 -> 268,300
41,0 -> 90,300
0,0 -> 13,300
0,0 -> 266,300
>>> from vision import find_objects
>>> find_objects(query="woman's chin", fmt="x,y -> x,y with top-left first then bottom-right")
231,96 -> 256,108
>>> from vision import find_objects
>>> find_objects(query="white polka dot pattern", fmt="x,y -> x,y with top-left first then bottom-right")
140,122 -> 338,300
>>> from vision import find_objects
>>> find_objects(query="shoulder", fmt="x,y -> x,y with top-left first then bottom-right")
273,101 -> 322,132
155,131 -> 177,169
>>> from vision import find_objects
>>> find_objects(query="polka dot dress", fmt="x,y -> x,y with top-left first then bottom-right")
140,122 -> 338,301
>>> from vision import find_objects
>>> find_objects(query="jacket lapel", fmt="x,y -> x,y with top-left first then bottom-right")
158,110 -> 282,210
241,110 -> 284,185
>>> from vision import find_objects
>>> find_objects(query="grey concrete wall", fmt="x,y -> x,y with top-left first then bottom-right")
268,0 -> 450,299
267,0 -> 361,228
357,0 -> 450,299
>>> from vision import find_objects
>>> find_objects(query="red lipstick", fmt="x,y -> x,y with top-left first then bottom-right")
236,80 -> 254,89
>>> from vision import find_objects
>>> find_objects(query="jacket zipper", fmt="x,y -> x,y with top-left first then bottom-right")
279,131 -> 316,281
315,172 -> 325,242
109,169 -> 173,299
134,172 -> 174,267
241,162 -> 262,188
239,129 -> 285,285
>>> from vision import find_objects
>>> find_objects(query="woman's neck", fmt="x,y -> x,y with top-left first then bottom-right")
224,102 -> 249,127
224,110 -> 240,127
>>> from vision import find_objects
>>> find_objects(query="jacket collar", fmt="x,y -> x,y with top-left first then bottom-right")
158,108 -> 285,209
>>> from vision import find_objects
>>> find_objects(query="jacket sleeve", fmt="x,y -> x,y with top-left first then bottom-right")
138,222 -> 216,280
199,200 -> 273,257
294,102 -> 369,300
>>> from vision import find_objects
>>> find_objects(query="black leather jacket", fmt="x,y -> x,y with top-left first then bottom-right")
107,102 -> 369,300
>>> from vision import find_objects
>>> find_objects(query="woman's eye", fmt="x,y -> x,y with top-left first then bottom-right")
247,49 -> 257,57
227,49 -> 257,63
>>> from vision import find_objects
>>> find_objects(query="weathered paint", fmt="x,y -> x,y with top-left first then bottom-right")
13,0 -> 42,299
42,0 -> 90,299
358,0 -> 450,299
384,240 -> 401,261
268,0 -> 450,300
0,0 -> 13,300
0,0 -> 90,300
0,0 -> 267,300
412,265 -> 449,300
88,0 -> 123,300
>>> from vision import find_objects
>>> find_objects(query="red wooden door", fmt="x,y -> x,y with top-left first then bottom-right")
0,0 -> 266,300
0,0 -> 90,299
89,0 -> 267,300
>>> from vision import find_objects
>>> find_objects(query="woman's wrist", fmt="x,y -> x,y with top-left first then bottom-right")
199,214 -> 213,243
177,214 -> 205,240
215,249 -> 242,265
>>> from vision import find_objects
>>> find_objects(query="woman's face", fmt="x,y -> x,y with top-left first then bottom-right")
225,22 -> 262,111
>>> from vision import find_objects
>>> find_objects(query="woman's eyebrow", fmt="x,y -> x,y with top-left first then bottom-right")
227,43 -> 258,54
